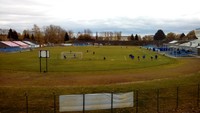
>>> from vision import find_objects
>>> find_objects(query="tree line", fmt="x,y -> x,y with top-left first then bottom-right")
1,24 -> 198,44
142,29 -> 197,41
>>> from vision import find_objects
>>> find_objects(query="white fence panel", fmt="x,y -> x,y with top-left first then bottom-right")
113,92 -> 134,108
85,93 -> 111,110
59,94 -> 83,112
59,92 -> 134,112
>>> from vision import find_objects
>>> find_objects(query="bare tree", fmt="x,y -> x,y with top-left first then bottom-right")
187,30 -> 197,40
44,25 -> 66,44
166,32 -> 176,41
142,35 -> 153,41
84,29 -> 93,36
68,30 -> 74,39
32,24 -> 44,47
115,32 -> 121,41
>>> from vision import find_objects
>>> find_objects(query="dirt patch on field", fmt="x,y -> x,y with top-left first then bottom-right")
0,58 -> 200,87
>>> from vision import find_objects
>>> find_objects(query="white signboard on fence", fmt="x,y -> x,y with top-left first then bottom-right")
85,93 -> 111,110
59,92 -> 134,112
113,92 -> 134,108
59,94 -> 83,112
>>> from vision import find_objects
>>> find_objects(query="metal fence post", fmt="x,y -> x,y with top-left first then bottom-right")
157,89 -> 160,113
39,52 -> 42,72
46,50 -> 48,72
53,92 -> 56,113
25,93 -> 28,113
176,87 -> 179,110
135,90 -> 138,113
197,84 -> 199,108
83,94 -> 85,113
111,92 -> 113,113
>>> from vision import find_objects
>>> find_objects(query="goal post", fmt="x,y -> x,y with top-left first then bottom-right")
61,52 -> 83,60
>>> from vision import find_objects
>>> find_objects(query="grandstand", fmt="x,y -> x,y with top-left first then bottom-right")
166,29 -> 200,57
23,41 -> 39,48
0,41 -> 21,52
195,28 -> 200,39
0,41 -> 38,52
145,29 -> 200,57
13,41 -> 29,48
195,29 -> 200,55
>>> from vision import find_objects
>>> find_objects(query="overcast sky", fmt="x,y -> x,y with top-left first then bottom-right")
0,0 -> 200,35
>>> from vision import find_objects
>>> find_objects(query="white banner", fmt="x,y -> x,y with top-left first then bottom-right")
85,93 -> 111,110
59,92 -> 134,112
59,94 -> 83,112
113,92 -> 134,108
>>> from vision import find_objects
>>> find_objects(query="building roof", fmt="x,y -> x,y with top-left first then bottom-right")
1,41 -> 19,47
169,40 -> 178,44
23,41 -> 35,45
179,39 -> 200,47
195,29 -> 200,39
13,41 -> 29,48
23,41 -> 39,48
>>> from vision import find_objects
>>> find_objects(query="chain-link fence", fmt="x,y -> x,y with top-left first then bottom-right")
0,84 -> 200,113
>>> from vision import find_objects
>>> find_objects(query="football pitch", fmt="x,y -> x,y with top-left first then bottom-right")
1,46 -> 173,72
0,46 -> 199,87
0,46 -> 200,113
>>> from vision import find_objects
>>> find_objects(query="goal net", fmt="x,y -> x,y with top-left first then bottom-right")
61,52 -> 83,60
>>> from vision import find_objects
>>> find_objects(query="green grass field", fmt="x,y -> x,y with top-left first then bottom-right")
0,46 -> 172,72
0,46 -> 200,113
0,46 -> 180,86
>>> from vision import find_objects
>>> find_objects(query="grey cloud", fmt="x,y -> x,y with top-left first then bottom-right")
1,7 -> 199,35
39,17 -> 200,36
66,17 -> 200,35
0,2 -> 51,31
0,0 -> 46,7
1,0 -> 200,35
0,0 -> 49,20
